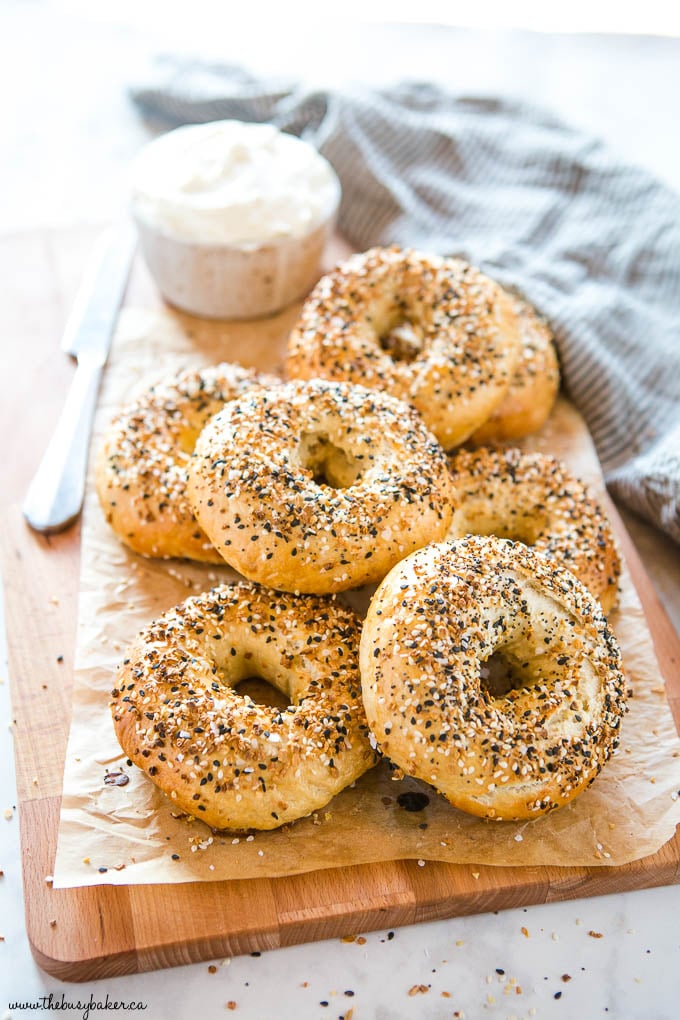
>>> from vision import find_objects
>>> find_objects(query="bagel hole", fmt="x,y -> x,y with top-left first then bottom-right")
377,315 -> 424,363
235,676 -> 291,711
480,650 -> 537,699
458,515 -> 543,548
177,426 -> 203,456
299,432 -> 363,488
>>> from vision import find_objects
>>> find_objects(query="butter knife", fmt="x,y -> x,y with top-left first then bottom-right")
22,222 -> 137,533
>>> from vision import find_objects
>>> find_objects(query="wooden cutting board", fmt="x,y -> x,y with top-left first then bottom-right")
2,228 -> 680,982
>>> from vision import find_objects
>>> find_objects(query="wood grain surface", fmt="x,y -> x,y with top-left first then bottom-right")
2,228 -> 679,981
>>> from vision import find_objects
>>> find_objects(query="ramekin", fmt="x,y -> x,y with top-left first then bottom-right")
133,209 -> 337,320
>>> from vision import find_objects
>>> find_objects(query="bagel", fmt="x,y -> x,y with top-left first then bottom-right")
96,362 -> 279,561
286,246 -> 521,448
359,535 -> 627,821
187,378 -> 454,593
447,447 -> 620,612
111,582 -> 377,830
470,294 -> 560,443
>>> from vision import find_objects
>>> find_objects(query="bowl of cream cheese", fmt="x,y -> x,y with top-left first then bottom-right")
131,120 -> 341,319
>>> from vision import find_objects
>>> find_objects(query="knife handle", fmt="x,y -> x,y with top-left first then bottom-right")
22,354 -> 104,534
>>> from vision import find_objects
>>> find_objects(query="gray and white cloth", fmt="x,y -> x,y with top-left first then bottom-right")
131,62 -> 680,544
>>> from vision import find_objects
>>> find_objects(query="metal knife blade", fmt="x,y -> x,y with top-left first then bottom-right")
23,223 -> 137,534
61,221 -> 137,358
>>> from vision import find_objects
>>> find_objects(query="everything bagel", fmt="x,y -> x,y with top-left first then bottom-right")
286,247 -> 522,448
447,446 -> 620,612
360,535 -> 626,821
96,362 -> 278,561
470,294 -> 559,443
111,582 -> 377,830
187,378 -> 454,593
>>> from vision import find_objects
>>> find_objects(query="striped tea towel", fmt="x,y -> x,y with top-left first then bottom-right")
131,62 -> 680,543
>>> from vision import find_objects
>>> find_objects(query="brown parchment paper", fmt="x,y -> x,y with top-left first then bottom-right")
53,306 -> 680,888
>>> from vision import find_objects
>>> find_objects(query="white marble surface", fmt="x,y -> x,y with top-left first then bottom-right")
2,5 -> 680,1018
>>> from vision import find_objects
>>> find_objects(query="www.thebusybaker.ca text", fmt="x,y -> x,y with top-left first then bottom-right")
7,992 -> 148,1020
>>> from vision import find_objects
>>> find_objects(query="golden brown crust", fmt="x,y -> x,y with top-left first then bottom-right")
470,295 -> 560,443
286,247 -> 522,448
95,363 -> 279,561
187,379 -> 454,593
360,536 -> 627,821
447,446 -> 620,612
111,582 -> 377,830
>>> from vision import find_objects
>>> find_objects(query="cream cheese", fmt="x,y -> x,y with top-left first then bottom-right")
131,120 -> 340,247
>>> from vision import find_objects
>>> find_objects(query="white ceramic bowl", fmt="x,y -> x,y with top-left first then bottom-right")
134,211 -> 336,320
131,121 -> 341,320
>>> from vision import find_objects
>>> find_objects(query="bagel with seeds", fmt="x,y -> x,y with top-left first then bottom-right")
96,362 -> 279,562
470,294 -> 559,443
187,378 -> 454,593
286,246 -> 521,448
360,535 -> 626,821
111,582 -> 377,830
447,446 -> 620,612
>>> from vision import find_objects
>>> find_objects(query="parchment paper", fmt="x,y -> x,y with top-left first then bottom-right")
53,307 -> 680,887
